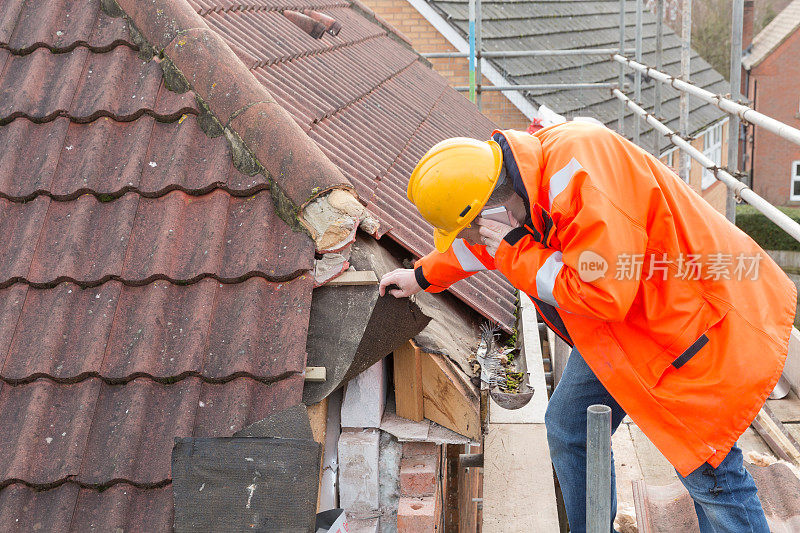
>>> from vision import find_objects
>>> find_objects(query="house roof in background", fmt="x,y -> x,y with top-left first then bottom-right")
742,0 -> 800,69
0,0 -> 511,527
420,0 -> 728,151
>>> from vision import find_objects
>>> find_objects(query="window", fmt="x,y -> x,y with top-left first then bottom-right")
701,122 -> 724,189
791,161 -> 800,201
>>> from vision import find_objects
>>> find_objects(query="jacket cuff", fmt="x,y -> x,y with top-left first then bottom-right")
414,266 -> 432,290
503,227 -> 531,247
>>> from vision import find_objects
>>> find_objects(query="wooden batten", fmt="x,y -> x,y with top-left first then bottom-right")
306,397 -> 329,512
325,270 -> 379,286
420,350 -> 481,441
393,340 -> 425,421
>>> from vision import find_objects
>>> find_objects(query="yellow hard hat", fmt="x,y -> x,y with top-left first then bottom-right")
407,137 -> 503,252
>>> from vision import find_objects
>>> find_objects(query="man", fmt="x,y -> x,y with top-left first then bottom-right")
378,121 -> 797,532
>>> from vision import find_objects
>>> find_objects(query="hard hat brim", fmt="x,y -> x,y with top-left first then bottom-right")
433,227 -> 459,253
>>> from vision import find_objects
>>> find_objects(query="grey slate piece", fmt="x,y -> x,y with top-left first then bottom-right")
425,0 -> 727,151
234,404 -> 314,440
172,437 -> 321,532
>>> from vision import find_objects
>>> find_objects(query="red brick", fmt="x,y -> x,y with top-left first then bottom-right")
397,496 -> 436,533
401,441 -> 438,458
400,455 -> 437,496
357,0 -> 532,130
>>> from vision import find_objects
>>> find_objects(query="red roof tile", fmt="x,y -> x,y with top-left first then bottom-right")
0,376 -> 301,487
0,277 -> 312,382
0,0 -> 514,526
0,0 -> 318,526
0,483 -> 174,533
0,115 -> 261,201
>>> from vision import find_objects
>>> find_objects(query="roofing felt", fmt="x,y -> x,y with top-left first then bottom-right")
423,0 -> 729,151
0,0 -> 511,528
742,0 -> 800,69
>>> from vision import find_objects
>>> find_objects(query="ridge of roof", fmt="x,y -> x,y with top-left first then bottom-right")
111,0 -> 372,252
742,0 -> 800,69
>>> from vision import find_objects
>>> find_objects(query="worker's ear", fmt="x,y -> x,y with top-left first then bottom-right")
506,194 -> 527,227
456,223 -> 483,246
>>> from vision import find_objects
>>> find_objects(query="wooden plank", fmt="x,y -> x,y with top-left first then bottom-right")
751,405 -> 800,465
307,397 -> 328,445
628,423 -> 679,486
766,389 -> 800,423
306,398 -> 328,512
393,340 -> 424,422
482,423 -> 560,532
552,335 -> 570,391
459,442 -> 483,533
325,270 -> 378,286
421,351 -> 481,441
444,444 -> 460,532
304,366 -> 326,382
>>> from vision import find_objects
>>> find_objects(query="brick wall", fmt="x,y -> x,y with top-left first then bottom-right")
359,0 -> 531,130
748,29 -> 800,206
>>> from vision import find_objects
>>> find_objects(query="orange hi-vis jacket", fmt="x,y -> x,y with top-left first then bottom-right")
414,122 -> 797,476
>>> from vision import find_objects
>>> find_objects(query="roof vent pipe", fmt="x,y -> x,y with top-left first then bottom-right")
302,10 -> 342,36
283,10 -> 326,39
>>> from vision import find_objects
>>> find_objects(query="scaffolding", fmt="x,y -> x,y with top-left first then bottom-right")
421,0 -> 800,238
427,2 -> 800,529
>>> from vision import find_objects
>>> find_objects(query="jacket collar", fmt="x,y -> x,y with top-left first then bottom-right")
491,129 -> 545,209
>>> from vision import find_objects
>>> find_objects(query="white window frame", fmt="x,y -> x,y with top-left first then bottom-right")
662,147 -> 676,168
791,161 -> 800,202
701,121 -> 725,189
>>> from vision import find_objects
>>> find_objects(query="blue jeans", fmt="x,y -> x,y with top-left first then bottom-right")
545,347 -> 769,533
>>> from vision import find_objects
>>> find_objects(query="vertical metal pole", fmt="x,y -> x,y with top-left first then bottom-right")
634,0 -> 643,146
468,0 -> 476,104
727,0 -> 744,223
653,0 -> 664,156
587,404 -> 612,533
476,0 -> 482,111
618,0 -> 626,136
679,0 -> 693,183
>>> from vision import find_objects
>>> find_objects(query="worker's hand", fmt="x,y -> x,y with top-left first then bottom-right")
477,217 -> 514,256
379,268 -> 422,298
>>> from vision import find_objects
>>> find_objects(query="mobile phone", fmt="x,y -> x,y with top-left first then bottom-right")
480,206 -> 511,225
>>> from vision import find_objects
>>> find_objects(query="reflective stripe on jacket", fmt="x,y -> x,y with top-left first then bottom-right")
415,122 -> 797,476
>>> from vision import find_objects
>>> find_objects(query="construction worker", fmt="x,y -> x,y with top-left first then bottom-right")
378,121 -> 797,532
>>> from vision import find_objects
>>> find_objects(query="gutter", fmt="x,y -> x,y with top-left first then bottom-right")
403,0 -> 538,121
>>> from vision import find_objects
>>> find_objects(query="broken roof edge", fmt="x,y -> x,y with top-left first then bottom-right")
109,0 -> 375,254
